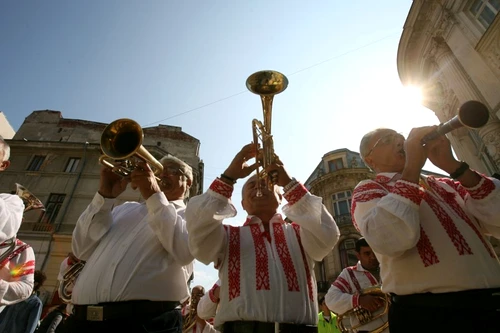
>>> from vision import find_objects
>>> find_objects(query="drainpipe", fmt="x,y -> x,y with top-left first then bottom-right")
40,142 -> 89,271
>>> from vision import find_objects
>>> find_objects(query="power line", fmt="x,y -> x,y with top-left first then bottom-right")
143,31 -> 400,127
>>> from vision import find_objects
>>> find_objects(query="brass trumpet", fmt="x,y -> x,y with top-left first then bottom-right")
58,261 -> 85,303
99,118 -> 163,179
421,100 -> 489,144
246,70 -> 288,197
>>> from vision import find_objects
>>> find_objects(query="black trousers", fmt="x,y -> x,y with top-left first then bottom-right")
58,309 -> 182,333
389,290 -> 500,333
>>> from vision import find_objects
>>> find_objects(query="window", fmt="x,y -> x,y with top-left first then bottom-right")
470,0 -> 500,28
39,194 -> 66,224
328,158 -> 344,172
332,191 -> 352,216
340,238 -> 358,269
65,158 -> 81,173
27,155 -> 46,171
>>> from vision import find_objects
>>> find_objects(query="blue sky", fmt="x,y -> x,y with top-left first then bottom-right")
0,1 -> 443,289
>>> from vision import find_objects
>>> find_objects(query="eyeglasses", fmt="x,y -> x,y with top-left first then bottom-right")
162,166 -> 186,177
365,132 -> 405,158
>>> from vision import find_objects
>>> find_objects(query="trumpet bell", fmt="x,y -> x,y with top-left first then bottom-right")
246,70 -> 289,96
458,100 -> 489,129
15,183 -> 45,213
101,118 -> 143,160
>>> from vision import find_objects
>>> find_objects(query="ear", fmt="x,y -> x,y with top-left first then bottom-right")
356,251 -> 361,260
186,177 -> 192,189
0,160 -> 10,171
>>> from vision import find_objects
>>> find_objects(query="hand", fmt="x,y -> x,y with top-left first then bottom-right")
98,166 -> 129,198
401,126 -> 436,183
425,135 -> 461,174
359,294 -> 384,312
129,161 -> 162,200
222,143 -> 259,181
265,157 -> 293,187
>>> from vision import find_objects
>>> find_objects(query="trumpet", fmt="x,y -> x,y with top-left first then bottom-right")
58,261 -> 85,303
99,118 -> 164,180
246,70 -> 288,197
421,100 -> 489,144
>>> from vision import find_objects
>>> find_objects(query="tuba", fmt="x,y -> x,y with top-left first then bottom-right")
99,118 -> 164,179
246,70 -> 288,197
58,260 -> 85,303
421,100 -> 489,144
337,286 -> 390,333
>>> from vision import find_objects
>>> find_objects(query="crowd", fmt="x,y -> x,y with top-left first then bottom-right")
1,117 -> 499,333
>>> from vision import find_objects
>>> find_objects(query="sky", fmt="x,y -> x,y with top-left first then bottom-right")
0,0 -> 445,290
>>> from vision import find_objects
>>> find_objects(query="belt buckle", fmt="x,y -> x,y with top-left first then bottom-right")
86,306 -> 104,321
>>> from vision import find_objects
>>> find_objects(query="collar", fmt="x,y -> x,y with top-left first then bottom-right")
170,199 -> 186,209
243,213 -> 284,226
375,172 -> 402,184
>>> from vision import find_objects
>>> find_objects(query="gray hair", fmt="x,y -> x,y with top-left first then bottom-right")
0,137 -> 10,162
159,155 -> 193,183
359,128 -> 393,164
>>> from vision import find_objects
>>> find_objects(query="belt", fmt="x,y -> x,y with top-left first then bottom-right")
223,320 -> 317,333
391,288 -> 500,310
73,300 -> 180,321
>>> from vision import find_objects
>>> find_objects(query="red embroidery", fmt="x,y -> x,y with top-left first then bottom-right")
428,178 -> 495,258
209,179 -> 233,198
435,177 -> 468,200
249,224 -> 270,291
292,224 -> 314,301
468,176 -> 495,199
0,243 -> 31,269
10,260 -> 35,278
424,193 -> 472,256
333,276 -> 352,294
416,227 -> 440,267
283,183 -> 307,205
393,180 -> 422,205
273,224 -> 299,292
364,271 -> 378,285
352,294 -> 360,308
346,267 -> 362,293
208,284 -> 219,303
227,226 -> 241,300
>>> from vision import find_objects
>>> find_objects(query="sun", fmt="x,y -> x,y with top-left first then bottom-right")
401,85 -> 423,106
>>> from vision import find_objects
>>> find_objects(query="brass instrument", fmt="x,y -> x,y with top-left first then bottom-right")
182,287 -> 205,332
337,286 -> 390,333
0,184 -> 45,264
421,100 -> 489,144
100,118 -> 163,179
58,260 -> 85,303
246,70 -> 288,197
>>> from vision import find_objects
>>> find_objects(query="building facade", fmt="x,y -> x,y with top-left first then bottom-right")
398,0 -> 500,175
1,110 -> 204,305
304,149 -> 373,293
0,111 -> 15,139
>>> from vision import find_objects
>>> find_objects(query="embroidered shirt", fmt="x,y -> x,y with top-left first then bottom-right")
197,279 -> 220,320
186,178 -> 339,326
71,192 -> 194,304
352,172 -> 500,295
325,261 -> 387,332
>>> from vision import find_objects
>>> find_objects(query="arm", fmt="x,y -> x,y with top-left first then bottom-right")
0,246 -> 35,305
186,179 -> 233,265
352,179 -> 422,257
282,183 -> 340,261
71,192 -> 115,260
147,192 -> 194,265
325,269 -> 357,315
197,280 -> 220,319
0,194 -> 24,237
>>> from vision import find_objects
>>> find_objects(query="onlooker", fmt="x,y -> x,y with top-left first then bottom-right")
318,296 -> 341,333
0,270 -> 47,333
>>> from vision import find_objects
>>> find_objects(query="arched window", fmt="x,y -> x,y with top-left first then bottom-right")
339,238 -> 358,269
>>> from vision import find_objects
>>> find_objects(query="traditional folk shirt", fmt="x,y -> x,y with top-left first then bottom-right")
186,179 -> 340,327
325,262 -> 388,332
71,192 -> 194,304
352,172 -> 500,295
197,279 -> 220,320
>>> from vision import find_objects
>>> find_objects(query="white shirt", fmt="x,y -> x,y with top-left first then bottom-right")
197,279 -> 220,320
325,261 -> 388,333
71,192 -> 193,304
186,179 -> 340,326
352,172 -> 500,295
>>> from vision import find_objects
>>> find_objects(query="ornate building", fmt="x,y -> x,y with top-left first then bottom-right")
398,0 -> 500,175
1,110 -> 204,306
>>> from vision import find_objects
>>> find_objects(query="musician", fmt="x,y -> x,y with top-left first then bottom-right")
186,143 -> 340,333
60,156 -> 195,333
183,285 -> 219,333
325,238 -> 388,332
352,127 -> 500,332
0,137 -> 36,306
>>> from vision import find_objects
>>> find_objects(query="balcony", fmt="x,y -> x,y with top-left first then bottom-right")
334,213 -> 353,227
19,222 -> 54,233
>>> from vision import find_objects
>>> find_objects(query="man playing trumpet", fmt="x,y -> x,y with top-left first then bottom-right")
352,127 -> 500,333
325,238 -> 388,333
61,156 -> 195,333
186,143 -> 339,332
